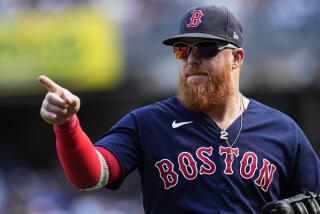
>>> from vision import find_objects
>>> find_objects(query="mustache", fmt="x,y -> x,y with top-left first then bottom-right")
183,65 -> 209,76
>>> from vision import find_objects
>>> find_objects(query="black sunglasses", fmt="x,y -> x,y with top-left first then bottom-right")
173,41 -> 237,60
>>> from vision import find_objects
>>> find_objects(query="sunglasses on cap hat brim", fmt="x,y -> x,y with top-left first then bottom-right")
173,40 -> 237,60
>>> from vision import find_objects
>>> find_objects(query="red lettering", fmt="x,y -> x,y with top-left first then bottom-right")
255,159 -> 277,192
178,152 -> 198,180
187,9 -> 204,28
155,159 -> 179,189
196,147 -> 216,175
155,147 -> 277,192
219,146 -> 239,175
240,152 -> 258,179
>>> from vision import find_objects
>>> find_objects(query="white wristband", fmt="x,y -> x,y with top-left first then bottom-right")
82,149 -> 109,191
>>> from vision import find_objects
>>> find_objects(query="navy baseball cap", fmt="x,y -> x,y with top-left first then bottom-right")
163,5 -> 243,48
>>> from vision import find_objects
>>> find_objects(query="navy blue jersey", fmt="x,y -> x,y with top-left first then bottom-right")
95,97 -> 320,214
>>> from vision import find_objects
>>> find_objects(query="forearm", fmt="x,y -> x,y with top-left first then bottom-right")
54,115 -> 121,189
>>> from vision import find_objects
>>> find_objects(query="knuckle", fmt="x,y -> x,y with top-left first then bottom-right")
40,103 -> 46,111
46,92 -> 55,102
61,89 -> 69,97
46,104 -> 54,112
45,92 -> 51,101
40,108 -> 45,117
41,110 -> 51,120
44,102 -> 50,109
63,88 -> 71,94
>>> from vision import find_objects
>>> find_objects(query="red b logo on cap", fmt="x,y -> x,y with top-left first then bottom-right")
187,9 -> 203,28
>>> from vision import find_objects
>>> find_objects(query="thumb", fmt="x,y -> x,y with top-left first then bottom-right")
68,97 -> 78,107
61,89 -> 79,107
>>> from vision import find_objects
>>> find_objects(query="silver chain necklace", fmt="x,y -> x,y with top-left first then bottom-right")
220,95 -> 245,160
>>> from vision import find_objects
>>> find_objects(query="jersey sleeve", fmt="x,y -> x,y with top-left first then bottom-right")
94,111 -> 142,190
288,126 -> 320,194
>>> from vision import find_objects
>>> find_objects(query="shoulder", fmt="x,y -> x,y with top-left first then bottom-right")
126,96 -> 195,130
247,99 -> 300,131
246,99 -> 310,151
102,98 -> 182,139
249,99 -> 294,122
132,96 -> 187,117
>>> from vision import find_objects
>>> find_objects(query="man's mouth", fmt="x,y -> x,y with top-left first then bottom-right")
186,72 -> 208,77
186,72 -> 208,83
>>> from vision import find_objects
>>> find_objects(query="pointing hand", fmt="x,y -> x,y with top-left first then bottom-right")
38,75 -> 80,125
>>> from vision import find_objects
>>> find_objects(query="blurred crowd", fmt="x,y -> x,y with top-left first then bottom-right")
0,0 -> 319,213
1,0 -> 319,92
0,167 -> 143,213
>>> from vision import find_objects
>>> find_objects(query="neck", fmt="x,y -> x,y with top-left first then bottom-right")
204,92 -> 246,130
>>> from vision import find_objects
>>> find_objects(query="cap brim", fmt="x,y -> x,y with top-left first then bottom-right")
162,33 -> 234,46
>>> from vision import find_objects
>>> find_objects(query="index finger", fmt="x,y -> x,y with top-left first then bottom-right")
38,75 -> 61,92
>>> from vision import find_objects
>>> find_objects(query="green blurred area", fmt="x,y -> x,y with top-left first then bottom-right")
0,7 -> 123,94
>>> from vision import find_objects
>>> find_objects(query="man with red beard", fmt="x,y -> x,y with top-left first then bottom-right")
39,5 -> 320,214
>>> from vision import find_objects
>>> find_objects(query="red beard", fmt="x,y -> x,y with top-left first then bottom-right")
178,62 -> 234,112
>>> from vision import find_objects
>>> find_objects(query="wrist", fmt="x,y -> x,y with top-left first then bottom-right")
54,114 -> 78,133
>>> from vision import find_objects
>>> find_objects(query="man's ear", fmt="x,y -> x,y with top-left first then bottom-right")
232,48 -> 245,69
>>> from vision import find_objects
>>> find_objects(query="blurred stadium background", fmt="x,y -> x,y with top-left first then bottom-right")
0,0 -> 319,213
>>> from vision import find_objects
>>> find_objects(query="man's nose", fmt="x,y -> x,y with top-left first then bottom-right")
187,48 -> 201,65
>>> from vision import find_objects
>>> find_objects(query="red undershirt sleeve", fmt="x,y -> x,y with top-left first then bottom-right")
53,114 -> 121,189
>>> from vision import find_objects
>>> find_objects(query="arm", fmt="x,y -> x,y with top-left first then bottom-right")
54,114 -> 121,189
289,128 -> 320,195
38,75 -> 121,189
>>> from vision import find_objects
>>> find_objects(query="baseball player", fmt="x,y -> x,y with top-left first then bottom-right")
39,5 -> 320,214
